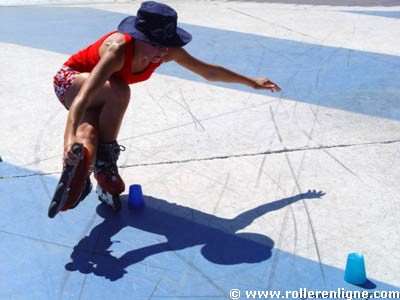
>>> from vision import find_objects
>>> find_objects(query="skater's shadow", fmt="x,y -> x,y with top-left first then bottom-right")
65,190 -> 325,281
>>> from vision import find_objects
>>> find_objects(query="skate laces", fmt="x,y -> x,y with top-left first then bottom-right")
95,141 -> 125,176
110,143 -> 126,165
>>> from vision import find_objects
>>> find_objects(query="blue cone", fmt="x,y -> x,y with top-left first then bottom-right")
128,184 -> 144,209
344,252 -> 367,285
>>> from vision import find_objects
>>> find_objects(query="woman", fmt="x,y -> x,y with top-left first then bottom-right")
53,1 -> 281,211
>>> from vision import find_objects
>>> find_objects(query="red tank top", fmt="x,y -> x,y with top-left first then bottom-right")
64,31 -> 161,85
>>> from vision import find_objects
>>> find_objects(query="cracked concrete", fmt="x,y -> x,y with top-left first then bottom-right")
0,0 -> 399,299
2,139 -> 399,180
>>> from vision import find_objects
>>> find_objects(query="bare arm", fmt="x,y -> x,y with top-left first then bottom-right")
167,47 -> 281,92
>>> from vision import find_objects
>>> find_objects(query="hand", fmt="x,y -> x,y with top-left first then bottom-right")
251,77 -> 281,92
63,138 -> 82,167
301,190 -> 326,199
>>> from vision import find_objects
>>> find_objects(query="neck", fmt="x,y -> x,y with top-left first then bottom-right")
131,40 -> 151,73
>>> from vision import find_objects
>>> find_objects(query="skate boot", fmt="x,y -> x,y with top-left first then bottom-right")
94,141 -> 126,211
48,143 -> 92,218
70,177 -> 93,209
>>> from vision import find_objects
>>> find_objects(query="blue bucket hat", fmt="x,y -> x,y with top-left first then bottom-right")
118,1 -> 192,47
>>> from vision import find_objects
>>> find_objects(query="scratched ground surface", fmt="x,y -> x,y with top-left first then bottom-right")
0,1 -> 400,299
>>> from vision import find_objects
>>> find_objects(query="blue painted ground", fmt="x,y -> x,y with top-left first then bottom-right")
0,162 -> 399,299
1,4 -> 400,299
1,6 -> 399,121
346,10 -> 400,20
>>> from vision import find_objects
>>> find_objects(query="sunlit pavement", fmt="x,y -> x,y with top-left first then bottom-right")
0,1 -> 399,299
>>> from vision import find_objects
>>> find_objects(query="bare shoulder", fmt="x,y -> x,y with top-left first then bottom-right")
99,32 -> 128,58
104,32 -> 127,45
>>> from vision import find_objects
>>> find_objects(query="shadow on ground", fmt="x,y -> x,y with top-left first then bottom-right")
2,161 -> 400,297
65,190 -> 325,281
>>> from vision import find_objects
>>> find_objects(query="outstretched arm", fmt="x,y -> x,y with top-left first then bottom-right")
230,190 -> 325,232
167,47 -> 281,92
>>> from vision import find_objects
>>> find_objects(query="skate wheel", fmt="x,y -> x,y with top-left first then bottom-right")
112,195 -> 121,212
96,185 -> 121,212
48,200 -> 58,218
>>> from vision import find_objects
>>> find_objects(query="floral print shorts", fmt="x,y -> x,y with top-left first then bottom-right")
53,65 -> 80,109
